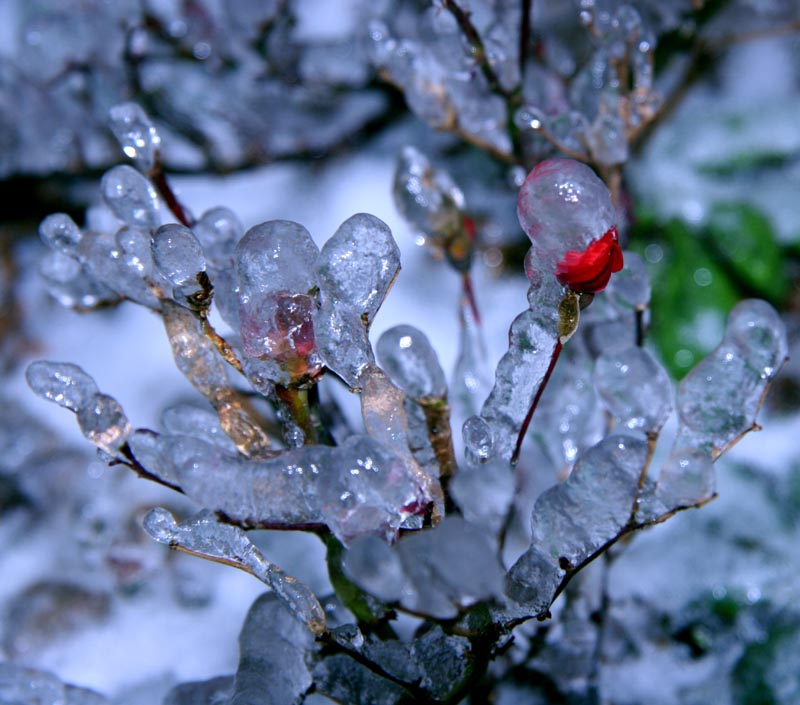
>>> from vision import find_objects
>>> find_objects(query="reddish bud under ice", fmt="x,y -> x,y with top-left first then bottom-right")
517,158 -> 621,293
555,226 -> 623,293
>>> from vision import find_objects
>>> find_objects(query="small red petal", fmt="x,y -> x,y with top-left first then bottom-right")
555,226 -> 623,294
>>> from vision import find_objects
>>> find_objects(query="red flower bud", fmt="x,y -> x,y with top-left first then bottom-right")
554,226 -> 623,293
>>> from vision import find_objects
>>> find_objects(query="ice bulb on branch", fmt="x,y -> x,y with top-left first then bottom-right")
108,102 -> 161,172
517,159 -> 622,294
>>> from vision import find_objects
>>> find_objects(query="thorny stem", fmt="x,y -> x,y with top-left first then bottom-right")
511,340 -> 563,466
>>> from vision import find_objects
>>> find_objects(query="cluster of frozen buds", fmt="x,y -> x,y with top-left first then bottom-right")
25,104 -> 789,685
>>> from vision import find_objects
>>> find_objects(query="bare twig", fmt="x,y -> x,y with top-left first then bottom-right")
441,0 -> 511,99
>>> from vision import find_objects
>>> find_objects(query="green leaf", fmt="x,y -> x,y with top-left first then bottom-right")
631,215 -> 739,379
732,615 -> 800,705
705,203 -> 790,303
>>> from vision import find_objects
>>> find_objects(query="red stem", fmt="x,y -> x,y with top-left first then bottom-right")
462,272 -> 482,326
149,162 -> 194,228
511,339 -> 563,465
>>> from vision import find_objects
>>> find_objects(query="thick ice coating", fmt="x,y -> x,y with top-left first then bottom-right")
101,165 -> 161,231
507,434 -> 649,611
26,360 -> 99,412
108,102 -> 161,172
675,299 -> 787,454
315,213 -> 400,388
235,219 -> 322,385
151,224 -> 206,288
131,432 -> 431,544
143,508 -> 326,634
594,346 -> 672,434
376,325 -> 446,400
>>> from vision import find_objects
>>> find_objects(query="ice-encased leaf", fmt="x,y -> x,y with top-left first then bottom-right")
161,677 -> 234,705
39,213 -> 82,255
314,214 -> 400,388
675,299 -> 787,454
517,158 -> 617,270
342,534 -> 406,603
535,344 -> 605,469
26,360 -> 99,412
143,508 -> 326,634
39,251 -> 120,309
449,456 -> 514,535
193,206 -> 242,268
655,449 -> 715,508
151,224 -> 206,288
594,346 -> 672,434
0,663 -> 109,705
141,433 -> 429,544
376,324 -> 446,399
507,434 -> 649,612
101,164 -> 161,231
236,219 -> 318,297
360,365 -> 441,510
344,517 -> 503,619
162,300 -> 228,396
392,146 -> 464,239
78,231 -> 160,307
479,289 -> 560,463
411,626 -> 473,702
230,593 -> 315,705
76,392 -> 131,454
314,654 -> 409,705
108,102 -> 161,171
606,251 -> 650,311
396,516 -> 504,618
317,213 -> 400,323
505,545 -> 563,614
314,301 -> 373,389
531,434 -> 648,565
161,403 -> 239,453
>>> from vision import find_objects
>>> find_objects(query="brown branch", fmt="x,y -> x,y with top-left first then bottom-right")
441,0 -> 511,100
